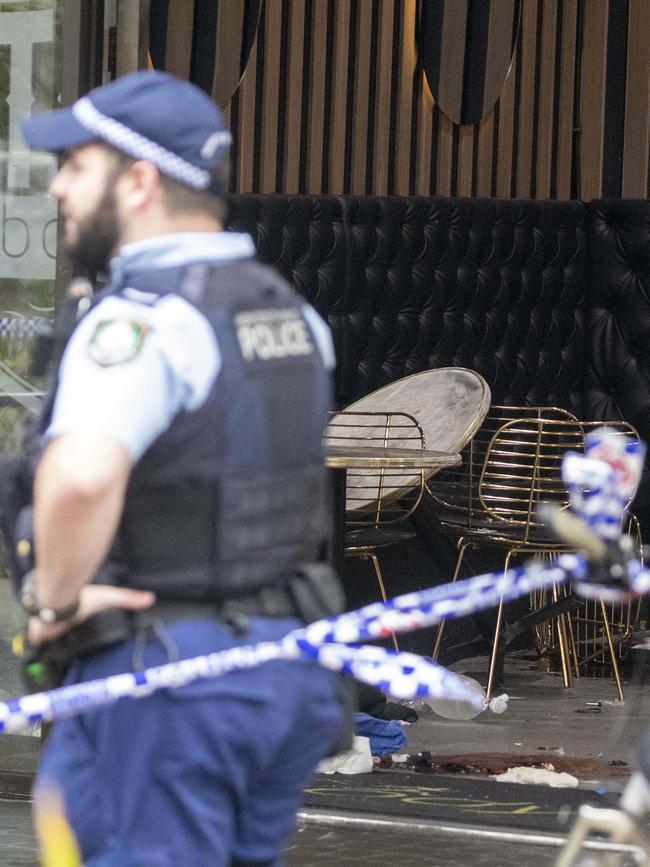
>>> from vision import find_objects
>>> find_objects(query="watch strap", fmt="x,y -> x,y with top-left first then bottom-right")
20,570 -> 80,623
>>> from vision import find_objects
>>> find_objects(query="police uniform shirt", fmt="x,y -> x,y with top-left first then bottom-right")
46,232 -> 335,459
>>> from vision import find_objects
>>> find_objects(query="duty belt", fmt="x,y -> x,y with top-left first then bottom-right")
21,585 -> 304,692
21,562 -> 344,691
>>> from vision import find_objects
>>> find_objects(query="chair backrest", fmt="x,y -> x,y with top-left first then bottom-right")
323,410 -> 426,526
427,405 -> 584,535
478,413 -> 585,542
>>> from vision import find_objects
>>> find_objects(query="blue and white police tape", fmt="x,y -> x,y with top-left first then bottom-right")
563,427 -> 646,542
1,426 -> 646,733
0,550 -> 634,734
0,316 -> 49,339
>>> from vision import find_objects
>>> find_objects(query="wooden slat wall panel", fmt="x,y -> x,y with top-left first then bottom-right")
372,0 -> 395,195
475,110 -> 495,197
579,0 -> 608,201
211,1 -> 245,107
259,0 -> 282,193
393,0 -> 417,196
456,126 -> 475,197
484,0 -> 517,118
437,0 -> 467,121
622,0 -> 650,197
165,0 -> 194,79
435,113 -> 454,198
234,14 -> 258,193
495,48 -> 517,198
350,0 -> 373,194
162,0 -> 650,200
283,0 -> 305,194
306,1 -> 328,194
515,0 -> 538,197
328,0 -> 351,194
415,71 -> 434,196
534,0 -> 558,198
555,0 -> 578,200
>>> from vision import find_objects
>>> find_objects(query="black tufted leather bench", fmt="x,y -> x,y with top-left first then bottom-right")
227,193 -> 650,528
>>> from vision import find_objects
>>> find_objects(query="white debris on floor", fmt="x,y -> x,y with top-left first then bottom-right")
493,765 -> 579,787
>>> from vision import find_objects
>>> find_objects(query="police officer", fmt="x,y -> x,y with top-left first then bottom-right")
20,70 -> 346,866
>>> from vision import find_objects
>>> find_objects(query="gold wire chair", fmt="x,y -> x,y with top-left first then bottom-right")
323,410 -> 427,650
425,405 -> 577,532
533,421 -> 645,677
428,406 -> 627,700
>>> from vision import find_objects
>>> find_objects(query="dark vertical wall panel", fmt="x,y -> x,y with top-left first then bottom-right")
158,0 -> 650,200
601,0 -> 628,197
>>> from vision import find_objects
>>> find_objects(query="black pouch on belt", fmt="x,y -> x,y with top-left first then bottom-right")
20,609 -> 137,692
287,563 -> 354,754
286,562 -> 346,623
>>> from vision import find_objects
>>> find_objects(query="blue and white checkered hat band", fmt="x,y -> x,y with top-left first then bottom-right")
72,97 -> 231,190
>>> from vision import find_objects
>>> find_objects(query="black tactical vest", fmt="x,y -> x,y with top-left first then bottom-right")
108,259 -> 333,600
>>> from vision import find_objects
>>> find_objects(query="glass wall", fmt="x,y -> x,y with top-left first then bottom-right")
0,0 -> 61,419
0,0 -> 62,719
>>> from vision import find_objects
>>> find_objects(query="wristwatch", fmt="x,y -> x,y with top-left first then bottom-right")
20,570 -> 80,623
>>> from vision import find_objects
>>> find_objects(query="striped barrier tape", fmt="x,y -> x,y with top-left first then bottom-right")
1,551 -> 641,734
1,427 -> 646,733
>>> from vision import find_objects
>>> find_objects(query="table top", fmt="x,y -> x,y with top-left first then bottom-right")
338,368 -> 491,454
324,444 -> 462,470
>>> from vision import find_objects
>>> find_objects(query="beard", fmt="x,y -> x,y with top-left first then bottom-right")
62,183 -> 122,278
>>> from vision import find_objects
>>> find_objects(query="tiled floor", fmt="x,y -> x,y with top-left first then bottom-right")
400,651 -> 650,793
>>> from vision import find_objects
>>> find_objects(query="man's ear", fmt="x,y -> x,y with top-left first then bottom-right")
118,160 -> 161,213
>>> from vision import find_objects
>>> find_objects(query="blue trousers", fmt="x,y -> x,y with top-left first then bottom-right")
36,616 -> 345,866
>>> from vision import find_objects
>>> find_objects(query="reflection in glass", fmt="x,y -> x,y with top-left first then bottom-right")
0,1 -> 59,717
0,0 -> 59,394
418,0 -> 521,126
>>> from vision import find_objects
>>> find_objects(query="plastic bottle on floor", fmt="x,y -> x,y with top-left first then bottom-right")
426,674 -> 485,719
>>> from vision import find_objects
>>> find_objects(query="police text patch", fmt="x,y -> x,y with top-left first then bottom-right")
235,308 -> 314,363
88,318 -> 149,366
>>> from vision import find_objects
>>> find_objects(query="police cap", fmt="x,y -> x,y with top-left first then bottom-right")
22,71 -> 231,192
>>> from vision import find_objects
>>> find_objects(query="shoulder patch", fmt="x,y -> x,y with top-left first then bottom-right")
88,319 -> 149,366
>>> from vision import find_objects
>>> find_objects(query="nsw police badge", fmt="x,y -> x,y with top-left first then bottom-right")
88,319 -> 149,366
